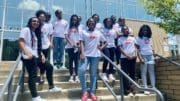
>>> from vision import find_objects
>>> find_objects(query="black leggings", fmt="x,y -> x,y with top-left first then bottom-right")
66,48 -> 79,76
39,48 -> 50,74
23,57 -> 54,97
120,58 -> 136,93
102,47 -> 115,74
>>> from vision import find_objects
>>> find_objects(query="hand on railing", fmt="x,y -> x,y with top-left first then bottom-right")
100,51 -> 165,101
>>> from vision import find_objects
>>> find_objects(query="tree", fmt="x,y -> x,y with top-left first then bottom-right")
139,0 -> 180,34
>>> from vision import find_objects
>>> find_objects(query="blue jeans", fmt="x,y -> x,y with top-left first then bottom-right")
53,37 -> 65,65
140,55 -> 155,88
78,57 -> 100,94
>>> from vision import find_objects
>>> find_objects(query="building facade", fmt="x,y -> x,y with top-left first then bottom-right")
0,0 -> 170,60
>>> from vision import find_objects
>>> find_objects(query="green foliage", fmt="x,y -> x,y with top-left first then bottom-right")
2,39 -> 19,60
139,0 -> 180,34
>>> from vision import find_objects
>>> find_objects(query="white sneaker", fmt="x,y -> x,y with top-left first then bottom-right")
32,96 -> 46,101
152,87 -> 157,90
49,86 -> 61,92
69,76 -> 74,83
144,91 -> 150,95
74,47 -> 78,53
75,76 -> 80,83
109,74 -> 115,81
128,92 -> 134,97
102,73 -> 109,82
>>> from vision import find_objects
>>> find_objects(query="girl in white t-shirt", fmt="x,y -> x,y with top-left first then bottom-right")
19,17 -> 60,101
65,14 -> 81,83
118,26 -> 137,96
136,25 -> 156,95
78,18 -> 107,101
101,18 -> 117,82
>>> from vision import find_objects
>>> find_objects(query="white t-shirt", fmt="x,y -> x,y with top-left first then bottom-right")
41,22 -> 53,49
95,23 -> 103,32
80,29 -> 106,57
136,37 -> 153,55
113,23 -> 119,32
102,28 -> 117,48
78,24 -> 85,32
53,19 -> 68,38
118,36 -> 136,58
65,28 -> 81,49
19,27 -> 38,58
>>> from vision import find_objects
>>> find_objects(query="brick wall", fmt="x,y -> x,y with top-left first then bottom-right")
155,57 -> 180,101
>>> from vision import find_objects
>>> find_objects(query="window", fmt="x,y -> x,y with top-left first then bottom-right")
124,4 -> 136,19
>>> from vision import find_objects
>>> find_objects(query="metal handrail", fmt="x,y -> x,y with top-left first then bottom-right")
13,69 -> 24,101
155,54 -> 180,67
0,54 -> 22,101
100,52 -> 165,101
99,73 -> 118,101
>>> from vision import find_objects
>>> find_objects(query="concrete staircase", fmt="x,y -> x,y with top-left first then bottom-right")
0,61 -> 156,101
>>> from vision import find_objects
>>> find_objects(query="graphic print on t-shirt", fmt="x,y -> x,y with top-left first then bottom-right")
144,38 -> 150,44
125,39 -> 133,44
89,34 -> 97,39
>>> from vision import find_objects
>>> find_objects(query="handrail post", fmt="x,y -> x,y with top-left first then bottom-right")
21,62 -> 25,93
119,72 -> 124,101
7,77 -> 13,101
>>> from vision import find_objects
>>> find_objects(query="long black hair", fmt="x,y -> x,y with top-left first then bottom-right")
26,17 -> 42,57
69,14 -> 79,29
138,24 -> 152,38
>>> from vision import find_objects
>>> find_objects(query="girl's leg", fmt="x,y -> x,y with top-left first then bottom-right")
78,58 -> 88,93
89,57 -> 99,94
24,58 -> 39,97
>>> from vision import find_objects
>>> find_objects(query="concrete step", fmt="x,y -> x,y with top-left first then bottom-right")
98,94 -> 156,101
4,87 -> 120,101
0,61 -> 20,70
4,91 -> 156,101
0,61 -> 104,70
0,69 -> 105,76
32,94 -> 156,101
0,73 -> 120,83
0,61 -> 157,101
0,80 -> 120,91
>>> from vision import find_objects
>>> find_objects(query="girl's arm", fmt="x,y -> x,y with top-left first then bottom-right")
80,40 -> 85,60
98,41 -> 108,51
119,45 -> 131,59
65,34 -> 76,48
19,38 -> 33,59
136,44 -> 144,63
